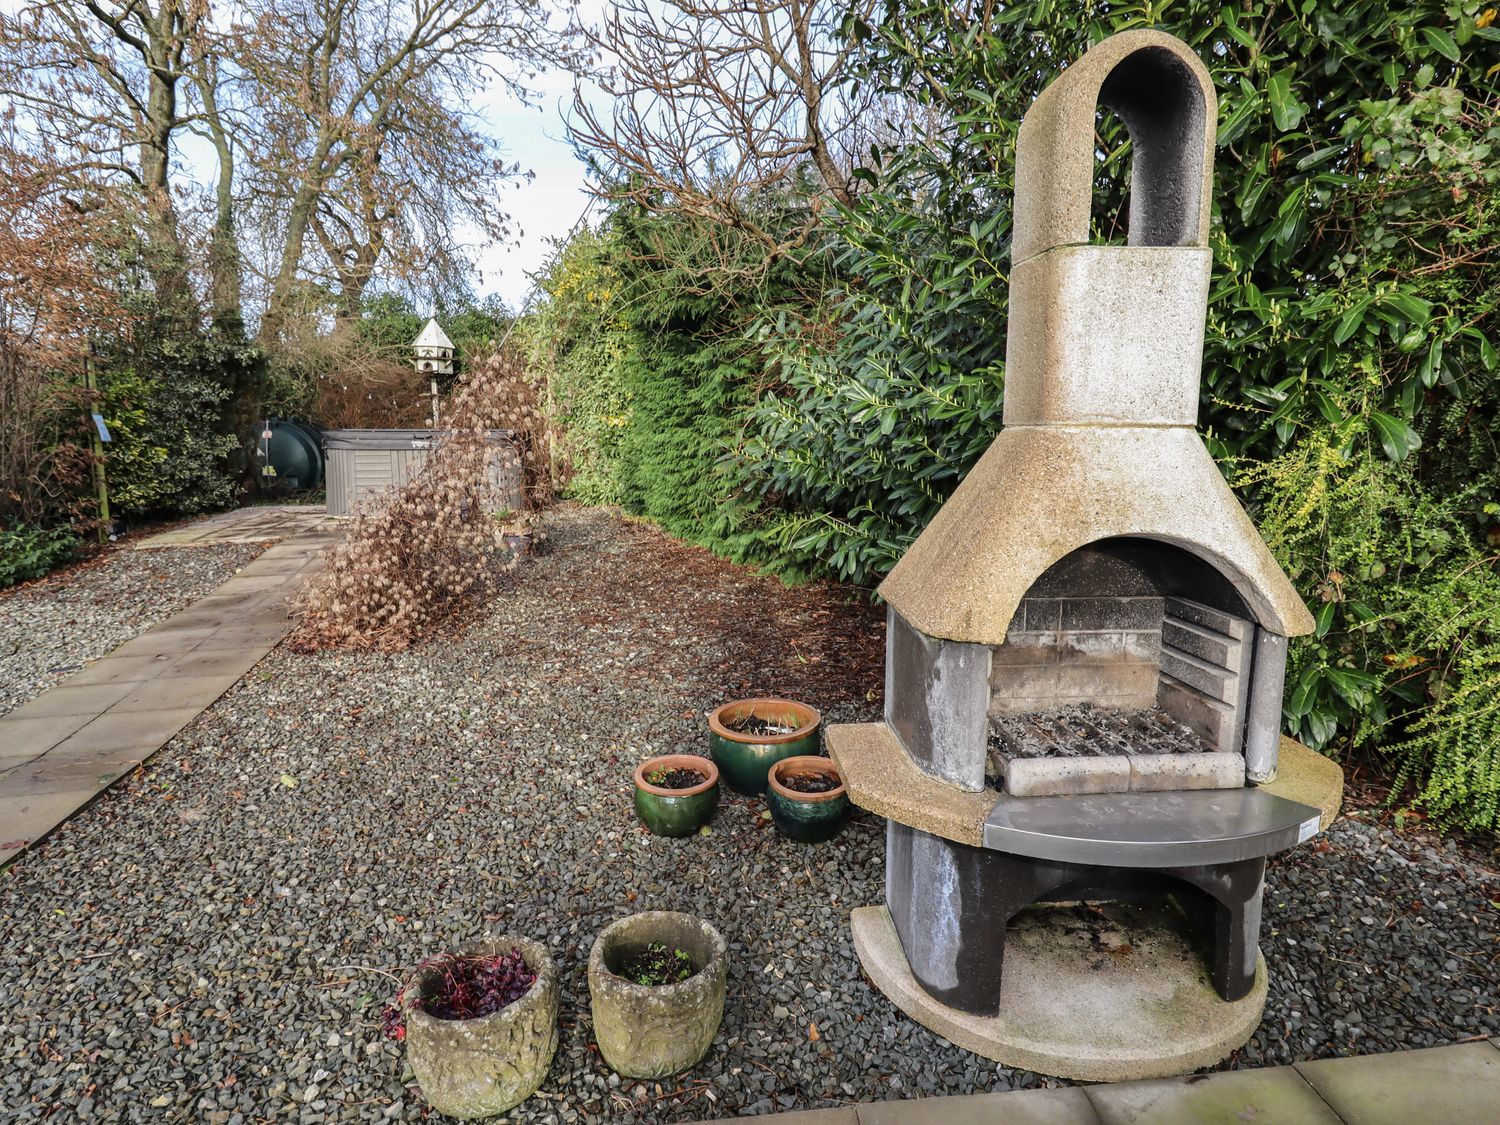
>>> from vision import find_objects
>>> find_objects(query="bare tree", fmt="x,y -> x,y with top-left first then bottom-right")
0,1 -> 220,297
234,0 -> 577,343
569,0 -> 876,255
1,0 -> 576,340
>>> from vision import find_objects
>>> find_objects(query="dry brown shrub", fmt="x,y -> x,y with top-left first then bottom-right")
289,351 -> 552,651
0,141 -> 121,525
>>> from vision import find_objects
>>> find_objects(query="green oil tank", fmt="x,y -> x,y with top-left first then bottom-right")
263,418 -> 324,491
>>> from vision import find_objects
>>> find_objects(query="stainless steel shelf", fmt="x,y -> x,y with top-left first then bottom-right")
982,787 -> 1321,867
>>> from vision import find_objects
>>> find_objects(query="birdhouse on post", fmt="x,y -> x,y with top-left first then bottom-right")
413,318 -> 455,427
413,317 -> 455,377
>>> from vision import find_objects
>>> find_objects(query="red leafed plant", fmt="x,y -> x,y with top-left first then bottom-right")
380,949 -> 536,1042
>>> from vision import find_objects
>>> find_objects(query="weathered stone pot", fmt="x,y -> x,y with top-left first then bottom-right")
707,698 -> 821,795
767,756 -> 850,843
633,755 -> 720,837
588,911 -> 728,1078
401,937 -> 558,1119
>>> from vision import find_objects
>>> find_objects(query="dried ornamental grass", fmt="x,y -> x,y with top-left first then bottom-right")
289,352 -> 550,651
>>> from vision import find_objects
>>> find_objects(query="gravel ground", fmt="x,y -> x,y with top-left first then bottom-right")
2,507 -> 1497,1123
0,541 -> 268,717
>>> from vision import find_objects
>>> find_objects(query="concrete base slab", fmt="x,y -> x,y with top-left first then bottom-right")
850,903 -> 1266,1082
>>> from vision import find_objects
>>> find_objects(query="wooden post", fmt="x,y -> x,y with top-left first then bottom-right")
83,351 -> 110,544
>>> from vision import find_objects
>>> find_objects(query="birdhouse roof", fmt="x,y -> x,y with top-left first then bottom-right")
413,318 -> 454,350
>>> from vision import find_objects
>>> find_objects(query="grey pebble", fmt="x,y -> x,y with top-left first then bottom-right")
2,510 -> 1497,1123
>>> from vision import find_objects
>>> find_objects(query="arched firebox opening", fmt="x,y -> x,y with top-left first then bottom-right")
987,536 -> 1267,794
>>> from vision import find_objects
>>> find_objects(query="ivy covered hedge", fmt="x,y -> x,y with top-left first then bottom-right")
524,1 -> 1500,830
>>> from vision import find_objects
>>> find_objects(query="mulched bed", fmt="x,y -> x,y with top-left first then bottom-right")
0,506 -> 1495,1123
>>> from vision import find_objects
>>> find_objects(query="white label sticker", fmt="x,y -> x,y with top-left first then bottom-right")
1297,816 -> 1320,843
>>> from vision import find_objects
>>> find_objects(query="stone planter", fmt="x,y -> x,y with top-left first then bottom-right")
588,911 -> 728,1078
633,755 -> 720,837
767,756 -> 850,843
707,698 -> 821,795
401,937 -> 559,1119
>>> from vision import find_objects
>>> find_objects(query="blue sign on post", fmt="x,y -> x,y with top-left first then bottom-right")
91,413 -> 111,443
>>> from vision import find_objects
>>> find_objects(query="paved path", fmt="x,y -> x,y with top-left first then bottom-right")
0,512 -> 337,866
715,1039 -> 1500,1124
133,503 -> 333,548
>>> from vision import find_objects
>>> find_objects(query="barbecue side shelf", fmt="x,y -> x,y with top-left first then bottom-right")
826,721 -> 1336,863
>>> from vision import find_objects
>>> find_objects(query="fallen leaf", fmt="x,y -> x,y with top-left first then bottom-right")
808,1023 -> 820,1041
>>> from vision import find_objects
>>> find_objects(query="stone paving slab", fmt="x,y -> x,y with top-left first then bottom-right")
63,653 -> 174,684
701,1041 -> 1500,1124
1294,1040 -> 1500,1124
0,522 -> 335,867
860,1087 -> 1099,1124
1084,1067 -> 1341,1124
133,504 -> 330,548
3,681 -> 136,717
112,675 -> 246,712
0,713 -> 98,763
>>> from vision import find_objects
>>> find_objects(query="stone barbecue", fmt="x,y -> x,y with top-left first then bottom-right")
828,30 -> 1342,1080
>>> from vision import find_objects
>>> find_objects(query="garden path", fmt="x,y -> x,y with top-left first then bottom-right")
0,506 -> 337,865
710,1037 -> 1500,1123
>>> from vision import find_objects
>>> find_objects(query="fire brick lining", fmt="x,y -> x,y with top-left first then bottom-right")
1156,597 -> 1253,752
990,594 -> 1164,716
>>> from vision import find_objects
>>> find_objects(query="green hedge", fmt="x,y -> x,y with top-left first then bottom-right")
528,2 -> 1500,829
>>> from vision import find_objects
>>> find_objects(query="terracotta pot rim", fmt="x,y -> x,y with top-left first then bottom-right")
403,936 -> 553,1029
767,755 -> 846,803
707,698 -> 821,744
634,754 -> 719,798
590,911 -> 727,995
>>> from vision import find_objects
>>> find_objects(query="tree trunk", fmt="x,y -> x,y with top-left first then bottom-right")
200,69 -> 243,327
259,132 -> 343,344
139,10 -> 187,297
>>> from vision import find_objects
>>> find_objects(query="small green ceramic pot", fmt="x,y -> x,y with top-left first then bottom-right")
707,698 -> 821,796
633,755 -> 719,838
767,756 -> 849,844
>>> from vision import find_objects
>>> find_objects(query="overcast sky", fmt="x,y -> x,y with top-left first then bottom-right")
469,60 -> 597,312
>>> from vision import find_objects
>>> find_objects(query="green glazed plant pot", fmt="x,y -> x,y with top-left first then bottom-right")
707,698 -> 821,795
588,911 -> 728,1078
767,756 -> 850,843
633,755 -> 719,837
401,936 -> 559,1120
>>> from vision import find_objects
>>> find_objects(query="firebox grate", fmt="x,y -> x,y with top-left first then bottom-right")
988,704 -> 1214,772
